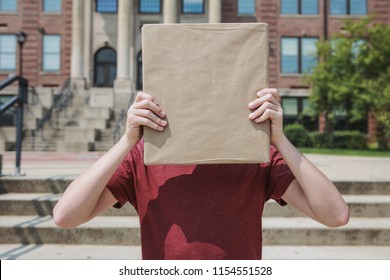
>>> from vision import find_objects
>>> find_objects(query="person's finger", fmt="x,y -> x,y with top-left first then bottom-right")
133,108 -> 167,127
127,109 -> 166,131
134,91 -> 157,104
133,98 -> 165,118
257,88 -> 278,99
249,101 -> 279,121
255,107 -> 283,123
133,115 -> 165,131
248,92 -> 279,110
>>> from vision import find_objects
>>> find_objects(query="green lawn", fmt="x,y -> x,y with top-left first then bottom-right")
299,147 -> 390,157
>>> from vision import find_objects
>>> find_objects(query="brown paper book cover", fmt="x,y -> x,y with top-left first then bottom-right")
142,23 -> 270,165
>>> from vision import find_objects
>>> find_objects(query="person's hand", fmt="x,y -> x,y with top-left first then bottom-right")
248,88 -> 284,146
124,91 -> 167,144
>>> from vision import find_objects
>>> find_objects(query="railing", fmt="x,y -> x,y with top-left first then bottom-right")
113,109 -> 126,144
0,74 -> 29,176
31,77 -> 71,150
113,91 -> 136,143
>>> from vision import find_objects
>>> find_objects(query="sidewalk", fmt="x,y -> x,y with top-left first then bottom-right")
1,151 -> 104,179
1,150 -> 390,181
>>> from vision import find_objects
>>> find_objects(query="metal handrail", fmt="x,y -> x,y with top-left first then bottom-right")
0,74 -> 29,176
113,91 -> 136,143
31,77 -> 71,150
113,109 -> 126,143
36,77 -> 71,131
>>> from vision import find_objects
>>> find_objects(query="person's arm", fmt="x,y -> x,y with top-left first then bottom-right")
249,88 -> 349,227
53,92 -> 167,228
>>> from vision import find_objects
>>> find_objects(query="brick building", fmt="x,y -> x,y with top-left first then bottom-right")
0,0 -> 71,88
0,0 -> 72,151
256,0 -> 390,135
0,0 -> 389,151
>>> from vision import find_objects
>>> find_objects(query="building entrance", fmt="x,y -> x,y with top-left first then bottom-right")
93,47 -> 117,87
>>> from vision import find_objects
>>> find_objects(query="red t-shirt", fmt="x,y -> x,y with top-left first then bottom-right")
107,140 -> 295,260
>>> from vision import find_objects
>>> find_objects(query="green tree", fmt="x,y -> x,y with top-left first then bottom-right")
308,17 -> 390,149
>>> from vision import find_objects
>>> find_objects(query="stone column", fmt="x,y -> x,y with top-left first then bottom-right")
209,0 -> 222,23
114,0 -> 134,94
163,0 -> 178,23
83,0 -> 92,88
71,0 -> 85,89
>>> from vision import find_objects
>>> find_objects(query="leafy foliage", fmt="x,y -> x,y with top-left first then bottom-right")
307,17 -> 390,149
284,123 -> 311,147
309,131 -> 367,149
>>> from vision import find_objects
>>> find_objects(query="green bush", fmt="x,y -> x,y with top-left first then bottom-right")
309,131 -> 367,149
333,131 -> 367,149
284,123 -> 311,147
309,132 -> 333,148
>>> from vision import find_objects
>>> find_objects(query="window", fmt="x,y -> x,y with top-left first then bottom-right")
281,37 -> 318,74
0,35 -> 16,71
330,0 -> 346,15
43,0 -> 61,12
330,0 -> 367,15
282,97 -> 317,130
350,0 -> 367,15
281,0 -> 298,14
238,0 -> 255,15
96,0 -> 117,13
139,0 -> 161,14
182,0 -> 204,14
43,35 -> 61,72
281,0 -> 318,15
0,0 -> 17,12
0,95 -> 15,126
94,47 -> 117,87
302,98 -> 312,115
301,38 -> 317,72
281,38 -> 299,73
282,98 -> 299,117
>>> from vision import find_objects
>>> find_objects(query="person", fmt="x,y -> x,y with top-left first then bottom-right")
53,88 -> 350,260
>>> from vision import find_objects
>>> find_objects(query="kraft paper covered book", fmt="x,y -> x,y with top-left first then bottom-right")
142,23 -> 270,165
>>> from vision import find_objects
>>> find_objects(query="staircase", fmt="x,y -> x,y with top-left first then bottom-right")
0,179 -> 390,259
0,80 -> 133,153
21,89 -> 119,153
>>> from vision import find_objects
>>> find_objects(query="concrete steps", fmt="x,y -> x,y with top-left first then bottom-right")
262,217 -> 390,246
0,244 -> 142,260
22,129 -> 65,152
0,178 -> 72,193
264,195 -> 390,217
2,244 -> 390,260
1,215 -> 390,246
94,127 -> 116,151
0,193 -> 136,216
1,179 -> 389,194
18,87 -> 123,153
0,215 -> 140,245
263,245 -> 390,260
0,179 -> 389,259
1,193 -> 389,218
